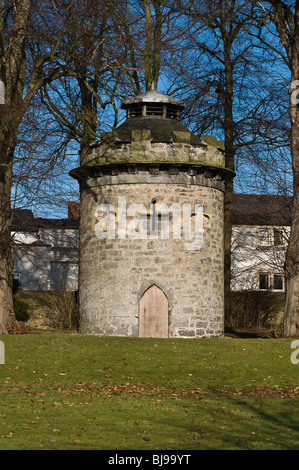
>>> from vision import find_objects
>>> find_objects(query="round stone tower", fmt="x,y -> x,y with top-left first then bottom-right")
70,89 -> 232,338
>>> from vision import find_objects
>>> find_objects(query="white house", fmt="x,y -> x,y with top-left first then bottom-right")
230,194 -> 290,293
12,206 -> 79,291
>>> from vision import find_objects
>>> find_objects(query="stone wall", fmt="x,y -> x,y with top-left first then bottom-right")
79,172 -> 224,338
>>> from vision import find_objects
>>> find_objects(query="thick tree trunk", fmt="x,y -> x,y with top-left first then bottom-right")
0,133 -> 16,333
283,3 -> 299,337
0,0 -> 31,333
0,103 -> 26,334
223,38 -> 235,321
0,242 -> 14,334
284,86 -> 299,335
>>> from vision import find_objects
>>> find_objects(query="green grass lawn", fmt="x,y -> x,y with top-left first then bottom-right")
0,333 -> 298,450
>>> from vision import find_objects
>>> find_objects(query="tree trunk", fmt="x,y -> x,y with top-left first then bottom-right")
152,0 -> 162,90
284,49 -> 299,335
222,34 -> 235,321
144,0 -> 162,90
0,120 -> 17,333
0,0 -> 31,333
282,2 -> 299,336
144,0 -> 153,91
284,142 -> 299,332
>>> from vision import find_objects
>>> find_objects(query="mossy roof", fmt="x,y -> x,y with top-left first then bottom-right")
111,117 -> 202,145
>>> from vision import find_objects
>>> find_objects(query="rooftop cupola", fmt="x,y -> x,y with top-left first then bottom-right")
121,87 -> 185,120
70,88 -> 231,174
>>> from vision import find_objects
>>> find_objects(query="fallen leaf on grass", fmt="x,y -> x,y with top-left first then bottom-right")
0,432 -> 13,438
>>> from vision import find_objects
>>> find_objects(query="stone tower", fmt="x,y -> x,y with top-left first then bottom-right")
70,89 -> 232,338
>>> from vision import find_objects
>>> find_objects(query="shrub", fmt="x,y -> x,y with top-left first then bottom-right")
48,290 -> 79,330
225,291 -> 285,328
13,298 -> 31,323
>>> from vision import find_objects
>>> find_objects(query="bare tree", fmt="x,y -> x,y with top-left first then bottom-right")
0,0 -> 78,333
0,0 -> 36,333
165,1 -> 287,314
255,0 -> 299,336
0,0 -> 187,333
39,0 -> 196,160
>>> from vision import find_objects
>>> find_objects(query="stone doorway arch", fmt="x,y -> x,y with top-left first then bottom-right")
139,285 -> 169,338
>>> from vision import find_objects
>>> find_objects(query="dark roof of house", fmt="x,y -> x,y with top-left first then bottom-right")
68,201 -> 80,220
34,218 -> 79,230
12,209 -> 35,226
231,194 -> 292,226
12,205 -> 79,231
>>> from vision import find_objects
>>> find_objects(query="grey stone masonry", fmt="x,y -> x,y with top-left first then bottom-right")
78,179 -> 225,338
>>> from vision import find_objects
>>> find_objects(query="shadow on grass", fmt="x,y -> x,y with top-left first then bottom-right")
149,392 -> 299,450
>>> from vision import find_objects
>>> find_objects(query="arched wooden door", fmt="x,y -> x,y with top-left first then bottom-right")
139,285 -> 169,338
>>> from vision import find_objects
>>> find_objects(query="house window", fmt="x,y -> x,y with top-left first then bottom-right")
258,229 -> 270,247
258,272 -> 284,291
259,273 -> 270,290
273,274 -> 284,291
257,228 -> 285,248
273,229 -> 284,246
